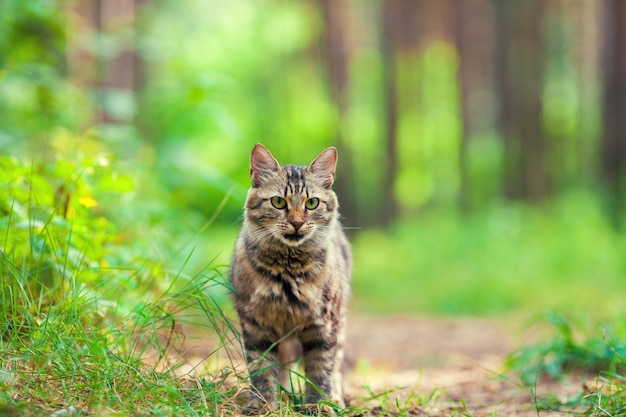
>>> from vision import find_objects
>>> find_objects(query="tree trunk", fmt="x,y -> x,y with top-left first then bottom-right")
575,0 -> 602,181
380,0 -> 401,226
69,0 -> 144,126
601,0 -> 626,229
494,0 -> 548,201
318,0 -> 358,228
453,0 -> 494,212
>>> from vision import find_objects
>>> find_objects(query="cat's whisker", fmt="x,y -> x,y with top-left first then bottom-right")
339,226 -> 361,231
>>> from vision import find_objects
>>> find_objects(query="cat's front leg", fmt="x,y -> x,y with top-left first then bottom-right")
244,348 -> 279,412
300,326 -> 341,410
242,334 -> 280,412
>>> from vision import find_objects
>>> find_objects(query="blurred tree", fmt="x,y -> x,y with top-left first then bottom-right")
453,0 -> 495,212
574,0 -> 602,181
494,0 -> 549,202
380,0 -> 402,226
70,0 -> 147,126
601,0 -> 626,229
5,0 -> 626,231
381,0 -> 450,222
318,0 -> 358,227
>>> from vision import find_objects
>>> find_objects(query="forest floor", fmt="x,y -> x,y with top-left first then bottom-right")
342,315 -> 582,417
170,315 -> 587,416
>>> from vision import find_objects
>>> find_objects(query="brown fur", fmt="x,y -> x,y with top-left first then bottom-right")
229,144 -> 352,412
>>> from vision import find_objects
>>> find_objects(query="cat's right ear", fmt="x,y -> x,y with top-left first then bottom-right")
250,143 -> 281,187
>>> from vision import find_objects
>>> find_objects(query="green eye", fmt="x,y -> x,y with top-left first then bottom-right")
271,196 -> 287,209
305,198 -> 319,210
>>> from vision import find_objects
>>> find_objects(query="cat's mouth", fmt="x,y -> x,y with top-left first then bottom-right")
284,232 -> 304,242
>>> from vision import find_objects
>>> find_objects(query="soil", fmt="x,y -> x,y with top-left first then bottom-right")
343,315 -> 582,416
169,315 -> 588,416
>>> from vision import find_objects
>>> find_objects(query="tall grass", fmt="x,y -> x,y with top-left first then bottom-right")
0,231 -> 246,415
0,154 -> 369,416
1,255 -> 241,416
0,155 -> 242,415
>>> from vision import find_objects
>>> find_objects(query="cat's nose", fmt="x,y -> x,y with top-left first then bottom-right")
290,220 -> 304,231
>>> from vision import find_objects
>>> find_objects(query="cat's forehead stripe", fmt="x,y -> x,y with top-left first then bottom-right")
283,164 -> 307,195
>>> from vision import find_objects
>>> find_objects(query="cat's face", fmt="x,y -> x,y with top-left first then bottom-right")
244,144 -> 339,247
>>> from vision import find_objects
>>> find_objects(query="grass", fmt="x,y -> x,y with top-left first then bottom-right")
506,313 -> 626,416
0,259 -> 437,416
350,191 -> 626,319
0,155 -> 241,416
508,313 -> 626,384
0,246 -> 239,416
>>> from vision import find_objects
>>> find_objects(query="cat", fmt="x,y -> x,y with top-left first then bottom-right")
229,143 -> 352,414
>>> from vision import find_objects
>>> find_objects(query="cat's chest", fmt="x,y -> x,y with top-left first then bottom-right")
249,266 -> 328,331
252,272 -> 322,303
237,237 -> 333,331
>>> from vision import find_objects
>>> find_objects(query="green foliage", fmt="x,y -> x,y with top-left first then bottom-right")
506,314 -> 626,416
507,313 -> 626,384
0,141 -> 238,415
1,134 -> 156,307
1,252 -> 237,416
0,0 -> 88,148
0,3 -> 242,413
139,0 -> 333,220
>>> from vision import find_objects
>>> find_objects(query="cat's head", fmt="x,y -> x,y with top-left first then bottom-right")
244,143 -> 339,247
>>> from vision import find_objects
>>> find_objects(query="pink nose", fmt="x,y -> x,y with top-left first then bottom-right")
290,220 -> 304,231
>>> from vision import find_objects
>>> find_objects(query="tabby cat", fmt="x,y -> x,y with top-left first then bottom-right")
229,144 -> 352,413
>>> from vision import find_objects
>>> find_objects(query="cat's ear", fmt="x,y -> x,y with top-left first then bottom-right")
250,143 -> 281,187
309,147 -> 337,189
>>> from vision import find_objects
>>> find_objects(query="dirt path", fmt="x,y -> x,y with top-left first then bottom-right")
343,315 -> 578,416
172,315 -> 580,416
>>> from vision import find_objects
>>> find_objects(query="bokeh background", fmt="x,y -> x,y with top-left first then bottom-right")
2,0 -> 626,322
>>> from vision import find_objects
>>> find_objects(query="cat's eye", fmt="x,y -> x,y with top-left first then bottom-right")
270,196 -> 287,209
305,198 -> 320,210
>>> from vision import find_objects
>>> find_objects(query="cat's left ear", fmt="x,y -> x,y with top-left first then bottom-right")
309,147 -> 337,189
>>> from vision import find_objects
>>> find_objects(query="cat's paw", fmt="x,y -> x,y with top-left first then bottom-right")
241,394 -> 277,415
300,402 -> 337,416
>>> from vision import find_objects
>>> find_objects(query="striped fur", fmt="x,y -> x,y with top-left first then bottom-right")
229,144 -> 352,412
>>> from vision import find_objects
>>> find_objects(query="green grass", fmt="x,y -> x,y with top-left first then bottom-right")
350,191 -> 626,319
506,313 -> 626,416
0,240 -> 238,416
0,155 -> 240,416
508,313 -> 626,384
